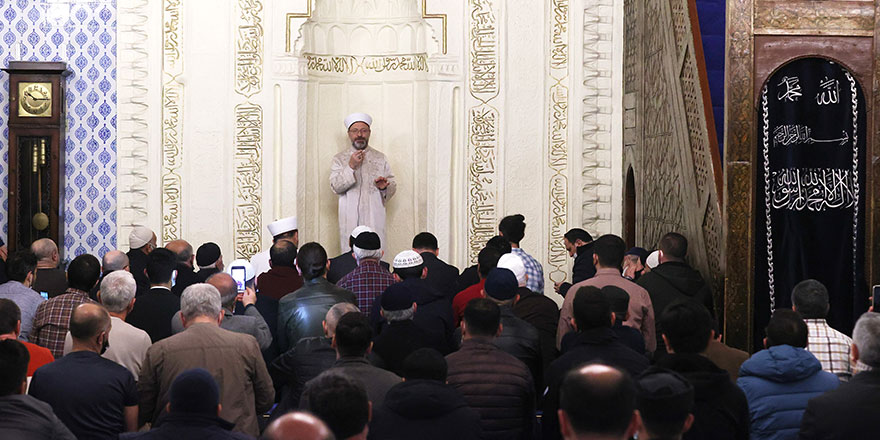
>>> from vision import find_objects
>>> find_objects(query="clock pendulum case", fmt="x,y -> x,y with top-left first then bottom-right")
2,61 -> 70,253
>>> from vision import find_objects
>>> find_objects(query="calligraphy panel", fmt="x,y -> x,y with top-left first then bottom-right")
755,57 -> 867,342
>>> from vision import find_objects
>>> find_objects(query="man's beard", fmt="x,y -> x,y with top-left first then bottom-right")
353,138 -> 368,150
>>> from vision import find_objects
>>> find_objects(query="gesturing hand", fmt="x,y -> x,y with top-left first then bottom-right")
375,176 -> 389,190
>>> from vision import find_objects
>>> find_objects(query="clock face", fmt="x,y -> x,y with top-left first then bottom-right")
18,82 -> 52,117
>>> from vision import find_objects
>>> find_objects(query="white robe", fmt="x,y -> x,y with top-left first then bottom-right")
330,145 -> 396,252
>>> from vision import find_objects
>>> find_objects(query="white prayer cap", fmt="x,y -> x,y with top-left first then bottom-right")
646,250 -> 660,269
344,112 -> 372,129
497,253 -> 527,287
393,250 -> 424,269
350,225 -> 375,239
129,226 -> 155,250
267,216 -> 298,237
225,259 -> 256,281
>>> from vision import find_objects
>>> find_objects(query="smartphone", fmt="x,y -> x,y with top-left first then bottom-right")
39,291 -> 48,300
873,285 -> 880,310
231,266 -> 247,293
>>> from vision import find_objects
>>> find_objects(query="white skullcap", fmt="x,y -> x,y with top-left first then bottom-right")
129,226 -> 154,250
497,253 -> 527,287
646,250 -> 660,269
267,216 -> 298,237
225,259 -> 256,282
344,112 -> 372,129
393,250 -> 424,269
350,225 -> 375,238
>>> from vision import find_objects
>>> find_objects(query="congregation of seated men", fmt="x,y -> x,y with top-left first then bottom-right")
0,214 -> 878,439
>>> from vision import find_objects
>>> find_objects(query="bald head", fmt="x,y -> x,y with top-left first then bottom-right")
560,364 -> 637,439
264,412 -> 334,440
31,238 -> 58,266
69,303 -> 111,342
206,273 -> 239,309
166,240 -> 194,268
102,250 -> 130,273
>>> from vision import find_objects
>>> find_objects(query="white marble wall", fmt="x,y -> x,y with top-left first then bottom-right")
115,0 -> 623,304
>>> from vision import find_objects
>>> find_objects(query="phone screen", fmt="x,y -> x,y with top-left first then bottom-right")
873,285 -> 880,310
39,291 -> 48,300
231,266 -> 247,293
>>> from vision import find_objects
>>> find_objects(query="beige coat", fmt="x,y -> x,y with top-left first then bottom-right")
137,322 -> 274,436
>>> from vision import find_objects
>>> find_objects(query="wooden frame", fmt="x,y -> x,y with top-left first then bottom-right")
724,0 -> 878,351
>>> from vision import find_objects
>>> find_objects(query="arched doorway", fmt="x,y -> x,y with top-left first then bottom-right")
624,166 -> 636,248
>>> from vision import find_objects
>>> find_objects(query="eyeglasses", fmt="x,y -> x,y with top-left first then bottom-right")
348,128 -> 371,135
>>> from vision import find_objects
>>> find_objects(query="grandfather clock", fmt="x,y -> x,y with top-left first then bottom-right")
2,61 -> 69,253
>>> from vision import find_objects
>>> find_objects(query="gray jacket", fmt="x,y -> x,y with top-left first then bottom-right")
170,305 -> 272,352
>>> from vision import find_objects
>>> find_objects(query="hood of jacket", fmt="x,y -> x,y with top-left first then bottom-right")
655,353 -> 732,400
650,261 -> 707,297
382,379 -> 469,419
739,345 -> 822,383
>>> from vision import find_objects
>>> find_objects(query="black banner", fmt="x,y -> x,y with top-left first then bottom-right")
754,57 -> 867,347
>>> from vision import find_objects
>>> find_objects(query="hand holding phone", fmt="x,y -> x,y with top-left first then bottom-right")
231,266 -> 247,293
872,285 -> 880,312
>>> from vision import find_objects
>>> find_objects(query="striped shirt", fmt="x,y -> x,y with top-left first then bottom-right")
805,318 -> 853,381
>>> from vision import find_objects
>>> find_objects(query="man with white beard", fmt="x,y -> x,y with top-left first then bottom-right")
330,113 -> 397,253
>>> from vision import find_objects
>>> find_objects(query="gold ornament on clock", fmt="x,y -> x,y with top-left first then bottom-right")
18,82 -> 52,117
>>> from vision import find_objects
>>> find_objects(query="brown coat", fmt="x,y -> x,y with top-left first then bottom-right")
137,322 -> 274,436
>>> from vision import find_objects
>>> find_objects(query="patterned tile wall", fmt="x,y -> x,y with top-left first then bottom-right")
0,0 -> 117,258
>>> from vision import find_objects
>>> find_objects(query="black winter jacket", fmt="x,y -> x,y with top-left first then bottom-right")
268,336 -> 336,420
368,379 -> 482,440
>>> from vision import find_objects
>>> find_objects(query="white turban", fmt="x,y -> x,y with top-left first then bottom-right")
344,113 -> 372,129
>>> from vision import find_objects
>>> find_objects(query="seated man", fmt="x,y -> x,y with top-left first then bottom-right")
655,301 -> 749,440
737,309 -> 838,440
62,271 -> 152,379
635,368 -> 695,440
0,299 -> 54,382
561,286 -> 646,355
257,240 -> 303,300
372,283 -> 430,376
0,251 -> 43,342
29,303 -> 138,438
0,339 -> 74,439
278,242 -> 356,353
544,286 -> 649,439
30,238 -> 67,298
125,248 -> 181,343
170,271 -> 272,352
264,412 -> 333,440
799,312 -> 880,439
792,279 -> 853,381
138,284 -> 274,437
370,348 -> 482,440
30,254 -> 101,357
302,371 -> 371,440
453,246 -> 502,326
412,232 -> 460,300
269,302 -> 359,419
317,312 -> 400,408
338,231 -> 396,314
557,364 -> 640,440
446,298 -> 534,439
120,368 -> 251,440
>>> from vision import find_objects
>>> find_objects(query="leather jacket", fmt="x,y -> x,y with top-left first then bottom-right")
277,277 -> 356,352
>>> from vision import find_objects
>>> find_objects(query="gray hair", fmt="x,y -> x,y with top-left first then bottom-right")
854,312 -> 880,368
180,283 -> 222,321
383,306 -> 415,322
31,238 -> 58,261
102,250 -> 130,272
353,246 -> 383,262
325,302 -> 360,336
99,271 -> 137,313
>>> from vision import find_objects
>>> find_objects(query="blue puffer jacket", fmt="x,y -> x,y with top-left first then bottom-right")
737,345 -> 839,440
